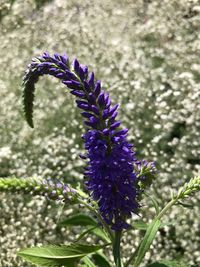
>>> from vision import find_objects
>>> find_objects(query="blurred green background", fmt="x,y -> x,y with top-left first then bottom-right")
0,0 -> 199,266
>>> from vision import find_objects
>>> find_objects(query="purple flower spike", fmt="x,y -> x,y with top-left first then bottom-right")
23,52 -> 156,230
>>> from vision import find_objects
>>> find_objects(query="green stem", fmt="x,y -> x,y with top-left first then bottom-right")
155,198 -> 177,220
113,231 -> 122,267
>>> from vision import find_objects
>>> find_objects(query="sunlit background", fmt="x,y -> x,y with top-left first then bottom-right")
0,0 -> 200,266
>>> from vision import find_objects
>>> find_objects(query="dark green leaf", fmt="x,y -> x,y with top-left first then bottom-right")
81,256 -> 96,267
92,253 -> 112,267
18,243 -> 104,267
59,214 -> 97,227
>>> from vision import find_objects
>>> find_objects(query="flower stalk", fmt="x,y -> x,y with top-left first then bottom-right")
113,231 -> 122,267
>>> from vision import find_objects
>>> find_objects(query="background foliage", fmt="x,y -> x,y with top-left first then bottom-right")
0,0 -> 199,266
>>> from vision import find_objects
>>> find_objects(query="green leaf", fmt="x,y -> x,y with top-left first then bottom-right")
76,226 -> 111,243
81,256 -> 96,267
134,219 -> 161,267
144,193 -> 160,214
91,227 -> 111,243
149,195 -> 160,214
76,227 -> 97,242
92,253 -> 112,267
18,243 -> 104,267
147,260 -> 190,267
59,214 -> 97,227
132,220 -> 176,231
132,220 -> 148,230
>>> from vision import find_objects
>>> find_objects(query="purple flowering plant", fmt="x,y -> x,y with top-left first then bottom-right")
0,52 -> 200,267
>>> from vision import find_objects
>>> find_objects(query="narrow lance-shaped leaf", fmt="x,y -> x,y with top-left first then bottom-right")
18,243 -> 105,267
133,219 -> 161,267
81,256 -> 96,267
